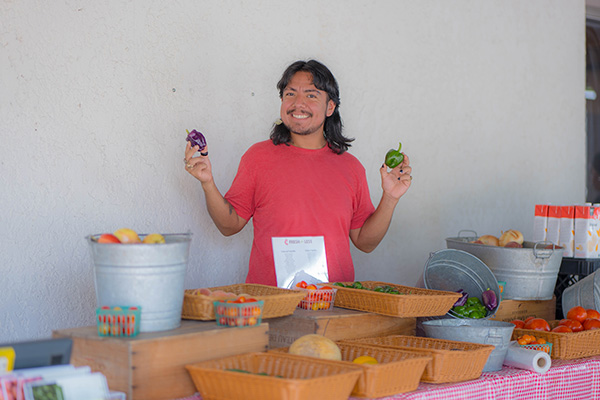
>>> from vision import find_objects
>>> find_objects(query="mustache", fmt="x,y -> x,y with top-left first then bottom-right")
287,109 -> 313,117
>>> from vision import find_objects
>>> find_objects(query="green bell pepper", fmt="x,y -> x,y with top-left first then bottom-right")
466,297 -> 482,307
385,142 -> 404,168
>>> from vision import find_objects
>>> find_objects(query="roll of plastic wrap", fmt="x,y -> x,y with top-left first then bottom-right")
503,343 -> 551,374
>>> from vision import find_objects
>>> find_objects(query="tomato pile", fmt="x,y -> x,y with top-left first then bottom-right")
295,281 -> 335,310
215,296 -> 262,327
509,306 -> 600,333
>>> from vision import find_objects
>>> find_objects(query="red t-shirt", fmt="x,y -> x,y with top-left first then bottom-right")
224,140 -> 375,286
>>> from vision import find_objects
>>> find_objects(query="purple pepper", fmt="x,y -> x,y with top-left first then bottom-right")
186,129 -> 207,152
482,288 -> 497,310
453,289 -> 468,307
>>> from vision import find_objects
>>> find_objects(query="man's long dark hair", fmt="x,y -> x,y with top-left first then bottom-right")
270,60 -> 354,154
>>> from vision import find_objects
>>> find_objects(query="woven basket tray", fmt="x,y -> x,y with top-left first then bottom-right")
512,320 -> 600,359
270,342 -> 432,398
331,281 -> 461,318
340,335 -> 494,383
185,352 -> 362,400
182,284 -> 306,321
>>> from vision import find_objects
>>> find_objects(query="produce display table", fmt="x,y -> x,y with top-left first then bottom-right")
175,356 -> 600,400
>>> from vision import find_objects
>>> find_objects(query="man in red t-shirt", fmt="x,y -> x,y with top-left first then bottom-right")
184,60 -> 412,287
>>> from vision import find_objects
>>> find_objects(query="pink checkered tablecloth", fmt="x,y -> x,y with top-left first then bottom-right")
175,356 -> 600,400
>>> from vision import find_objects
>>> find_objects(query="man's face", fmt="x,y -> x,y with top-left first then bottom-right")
280,71 -> 336,137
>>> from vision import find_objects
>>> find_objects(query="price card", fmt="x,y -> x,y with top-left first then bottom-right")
272,236 -> 328,288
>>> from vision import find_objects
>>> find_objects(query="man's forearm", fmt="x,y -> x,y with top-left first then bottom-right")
352,194 -> 399,252
201,180 -> 246,236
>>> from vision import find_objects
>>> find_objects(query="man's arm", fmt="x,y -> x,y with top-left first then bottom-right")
185,142 -> 247,236
349,155 -> 412,252
201,180 -> 248,236
349,193 -> 398,252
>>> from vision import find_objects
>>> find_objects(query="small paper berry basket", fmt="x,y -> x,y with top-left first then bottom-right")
214,300 -> 264,328
96,306 -> 141,337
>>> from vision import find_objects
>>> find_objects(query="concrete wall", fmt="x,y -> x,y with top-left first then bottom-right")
0,0 -> 585,341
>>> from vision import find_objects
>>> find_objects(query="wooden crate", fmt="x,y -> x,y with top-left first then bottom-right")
53,320 -> 269,400
490,297 -> 557,322
267,307 -> 415,349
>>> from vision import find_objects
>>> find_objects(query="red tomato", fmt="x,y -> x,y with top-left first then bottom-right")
234,296 -> 246,303
587,309 -> 600,320
558,319 -> 583,332
510,319 -> 525,329
524,318 -> 551,332
306,284 -> 318,290
295,281 -> 308,289
320,286 -> 333,290
245,298 -> 257,303
524,316 -> 535,324
551,325 -> 573,333
98,233 -> 121,243
583,318 -> 600,331
566,306 -> 588,323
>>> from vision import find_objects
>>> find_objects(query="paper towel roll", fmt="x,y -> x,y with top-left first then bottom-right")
503,343 -> 551,374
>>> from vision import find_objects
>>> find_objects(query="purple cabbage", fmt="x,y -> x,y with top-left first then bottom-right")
453,289 -> 468,307
186,129 -> 207,152
482,288 -> 497,310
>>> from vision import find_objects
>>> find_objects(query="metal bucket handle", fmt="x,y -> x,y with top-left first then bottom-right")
457,230 -> 478,241
485,332 -> 507,345
533,241 -> 554,259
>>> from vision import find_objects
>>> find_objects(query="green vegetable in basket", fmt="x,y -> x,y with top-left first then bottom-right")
333,282 -> 346,287
352,281 -> 364,289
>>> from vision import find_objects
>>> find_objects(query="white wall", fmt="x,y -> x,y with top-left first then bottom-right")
0,1 -> 585,341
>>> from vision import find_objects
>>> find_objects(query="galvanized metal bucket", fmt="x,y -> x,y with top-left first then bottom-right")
561,271 -> 600,318
87,233 -> 192,332
422,319 -> 515,372
422,249 -> 501,319
446,234 -> 562,300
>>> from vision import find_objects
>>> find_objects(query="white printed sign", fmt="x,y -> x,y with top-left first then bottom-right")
272,236 -> 328,289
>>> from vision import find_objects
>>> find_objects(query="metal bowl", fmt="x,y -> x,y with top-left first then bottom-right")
422,319 -> 515,372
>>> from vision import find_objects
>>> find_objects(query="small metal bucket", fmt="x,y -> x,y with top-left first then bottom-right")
422,319 -> 515,372
422,249 -> 501,319
446,232 -> 563,300
87,233 -> 192,332
561,271 -> 600,318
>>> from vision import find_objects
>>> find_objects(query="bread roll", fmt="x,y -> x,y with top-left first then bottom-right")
477,235 -> 499,246
499,230 -> 524,247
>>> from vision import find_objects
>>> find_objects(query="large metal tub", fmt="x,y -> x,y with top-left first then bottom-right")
422,319 -> 515,372
561,271 -> 600,318
446,235 -> 562,301
87,233 -> 192,332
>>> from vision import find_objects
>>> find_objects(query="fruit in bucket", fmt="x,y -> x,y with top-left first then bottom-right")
288,334 -> 342,361
113,228 -> 141,244
142,233 -> 166,244
98,233 -> 121,243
